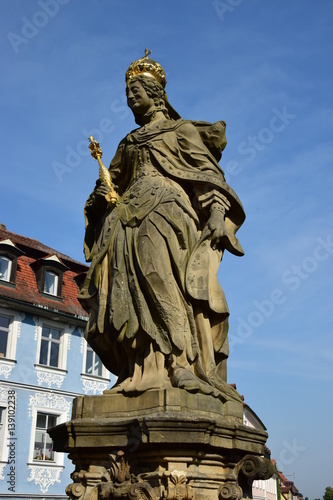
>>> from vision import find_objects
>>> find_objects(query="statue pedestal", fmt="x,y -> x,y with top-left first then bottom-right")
50,388 -> 273,500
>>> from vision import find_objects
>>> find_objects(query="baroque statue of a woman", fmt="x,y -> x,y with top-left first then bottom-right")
79,51 -> 245,402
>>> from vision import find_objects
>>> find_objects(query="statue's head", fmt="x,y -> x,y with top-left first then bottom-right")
125,50 -> 180,125
126,75 -> 168,124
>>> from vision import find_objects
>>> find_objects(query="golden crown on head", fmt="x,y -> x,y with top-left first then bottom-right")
125,49 -> 167,89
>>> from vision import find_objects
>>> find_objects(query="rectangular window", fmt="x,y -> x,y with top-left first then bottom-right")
44,271 -> 58,296
0,405 -> 7,464
0,256 -> 12,282
85,345 -> 103,377
39,326 -> 61,367
33,412 -> 57,462
0,406 -> 5,438
0,315 -> 10,357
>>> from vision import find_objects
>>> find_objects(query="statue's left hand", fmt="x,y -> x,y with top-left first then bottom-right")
91,182 -> 113,213
206,210 -> 228,250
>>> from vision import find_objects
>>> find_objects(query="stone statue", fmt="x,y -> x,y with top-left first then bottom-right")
52,53 -> 273,500
79,50 -> 245,402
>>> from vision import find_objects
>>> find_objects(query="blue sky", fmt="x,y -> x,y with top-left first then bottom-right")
1,1 -> 332,497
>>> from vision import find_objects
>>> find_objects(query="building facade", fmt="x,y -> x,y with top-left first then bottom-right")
278,471 -> 303,500
243,403 -> 278,500
0,225 -> 112,499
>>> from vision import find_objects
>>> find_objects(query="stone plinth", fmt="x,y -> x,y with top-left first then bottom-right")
50,389 -> 274,500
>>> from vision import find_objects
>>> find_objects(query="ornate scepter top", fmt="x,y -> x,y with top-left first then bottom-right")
88,136 -> 118,206
88,135 -> 102,160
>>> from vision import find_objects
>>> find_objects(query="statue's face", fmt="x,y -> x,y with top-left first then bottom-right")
127,81 -> 155,116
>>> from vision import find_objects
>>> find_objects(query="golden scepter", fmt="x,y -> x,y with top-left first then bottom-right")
88,136 -> 119,206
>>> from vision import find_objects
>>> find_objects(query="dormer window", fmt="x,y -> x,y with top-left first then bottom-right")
0,238 -> 24,285
0,256 -> 12,282
44,270 -> 59,296
31,254 -> 68,299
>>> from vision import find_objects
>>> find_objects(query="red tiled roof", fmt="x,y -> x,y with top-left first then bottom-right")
279,472 -> 289,484
0,227 -> 88,319
0,227 -> 86,270
278,471 -> 302,497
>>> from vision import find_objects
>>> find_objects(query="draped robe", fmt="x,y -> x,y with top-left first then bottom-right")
79,118 -> 245,387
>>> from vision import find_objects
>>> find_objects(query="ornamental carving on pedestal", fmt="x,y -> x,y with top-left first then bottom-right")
237,454 -> 275,497
218,455 -> 275,500
218,481 -> 243,500
66,452 -> 157,500
163,470 -> 194,500
65,451 -> 197,500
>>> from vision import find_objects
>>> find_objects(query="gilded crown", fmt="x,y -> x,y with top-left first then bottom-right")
125,49 -> 167,88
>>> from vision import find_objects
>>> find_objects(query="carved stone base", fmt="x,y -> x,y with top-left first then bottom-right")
50,388 -> 274,499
